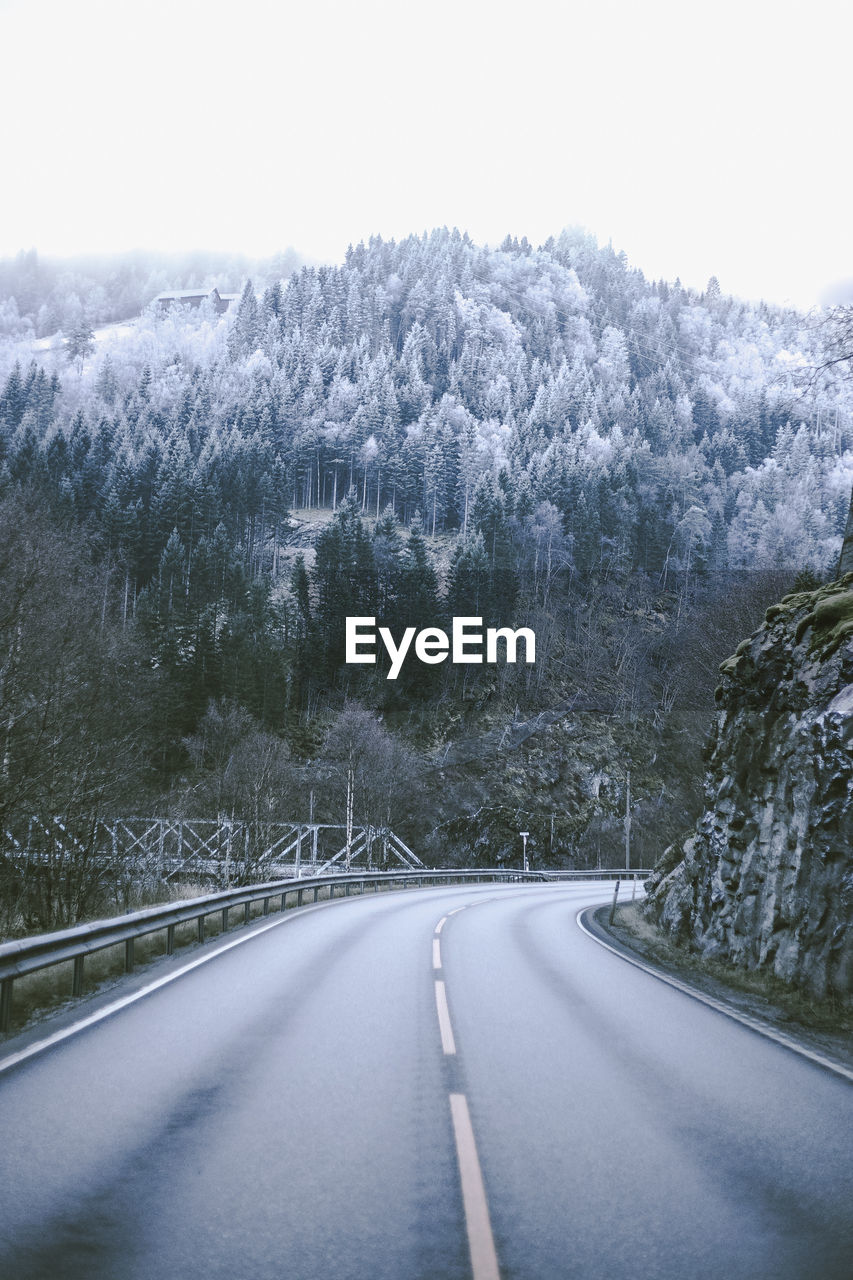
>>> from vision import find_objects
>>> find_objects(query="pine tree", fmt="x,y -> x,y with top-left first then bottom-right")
64,320 -> 95,375
446,532 -> 489,618
398,524 -> 439,628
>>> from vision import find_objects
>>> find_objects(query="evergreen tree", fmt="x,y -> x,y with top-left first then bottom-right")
446,532 -> 489,617
64,320 -> 96,375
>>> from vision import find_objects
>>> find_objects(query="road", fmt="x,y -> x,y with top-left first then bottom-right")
0,881 -> 851,1279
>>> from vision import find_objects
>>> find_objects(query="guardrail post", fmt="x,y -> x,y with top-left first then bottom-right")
125,938 -> 134,973
297,887 -> 304,906
281,892 -> 287,912
329,884 -> 335,900
167,923 -> 175,955
263,897 -> 270,916
72,954 -> 84,997
313,886 -> 319,903
609,878 -> 621,925
221,906 -> 229,932
198,915 -> 206,943
345,882 -> 351,897
1,977 -> 13,1032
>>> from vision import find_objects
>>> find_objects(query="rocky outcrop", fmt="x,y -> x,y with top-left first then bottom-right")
644,574 -> 853,1001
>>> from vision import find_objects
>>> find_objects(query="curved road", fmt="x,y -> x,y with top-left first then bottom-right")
0,882 -> 851,1279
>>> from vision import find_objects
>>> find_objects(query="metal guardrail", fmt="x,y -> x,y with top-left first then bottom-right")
544,869 -> 650,881
0,867 -> 649,1033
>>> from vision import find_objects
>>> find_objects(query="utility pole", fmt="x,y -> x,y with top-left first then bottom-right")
624,770 -> 631,872
520,831 -> 529,873
346,765 -> 354,871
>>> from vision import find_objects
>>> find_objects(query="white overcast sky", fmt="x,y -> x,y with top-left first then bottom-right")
1,0 -> 850,307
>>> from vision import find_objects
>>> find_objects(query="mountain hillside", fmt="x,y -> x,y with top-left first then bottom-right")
1,230 -> 851,924
2,228 -> 851,591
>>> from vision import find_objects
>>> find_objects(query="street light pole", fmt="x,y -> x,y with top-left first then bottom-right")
520,830 -> 529,873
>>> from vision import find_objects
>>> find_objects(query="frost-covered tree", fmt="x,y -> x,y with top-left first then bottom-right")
64,319 -> 95,374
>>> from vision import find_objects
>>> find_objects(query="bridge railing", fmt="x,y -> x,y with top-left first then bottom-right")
0,867 -> 649,1034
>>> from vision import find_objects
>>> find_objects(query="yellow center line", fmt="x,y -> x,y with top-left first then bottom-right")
450,1092 -> 501,1280
434,980 -> 456,1054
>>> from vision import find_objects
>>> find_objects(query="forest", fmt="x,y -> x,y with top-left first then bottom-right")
1,228 -> 851,931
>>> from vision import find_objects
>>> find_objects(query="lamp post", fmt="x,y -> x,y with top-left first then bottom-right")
520,830 -> 529,873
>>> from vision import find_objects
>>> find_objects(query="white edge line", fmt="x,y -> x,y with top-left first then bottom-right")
435,979 -> 456,1054
449,1092 -> 500,1280
576,907 -> 853,1085
0,902 -> 331,1077
433,938 -> 442,970
435,916 -> 447,934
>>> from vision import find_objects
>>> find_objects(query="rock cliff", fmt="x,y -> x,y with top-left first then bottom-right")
644,574 -> 853,1001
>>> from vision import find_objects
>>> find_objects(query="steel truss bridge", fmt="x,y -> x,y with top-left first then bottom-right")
2,816 -> 424,883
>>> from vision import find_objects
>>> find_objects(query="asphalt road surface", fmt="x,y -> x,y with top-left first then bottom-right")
1,881 -> 851,1279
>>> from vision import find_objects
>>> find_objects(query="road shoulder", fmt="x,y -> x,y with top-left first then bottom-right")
586,901 -> 853,1078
